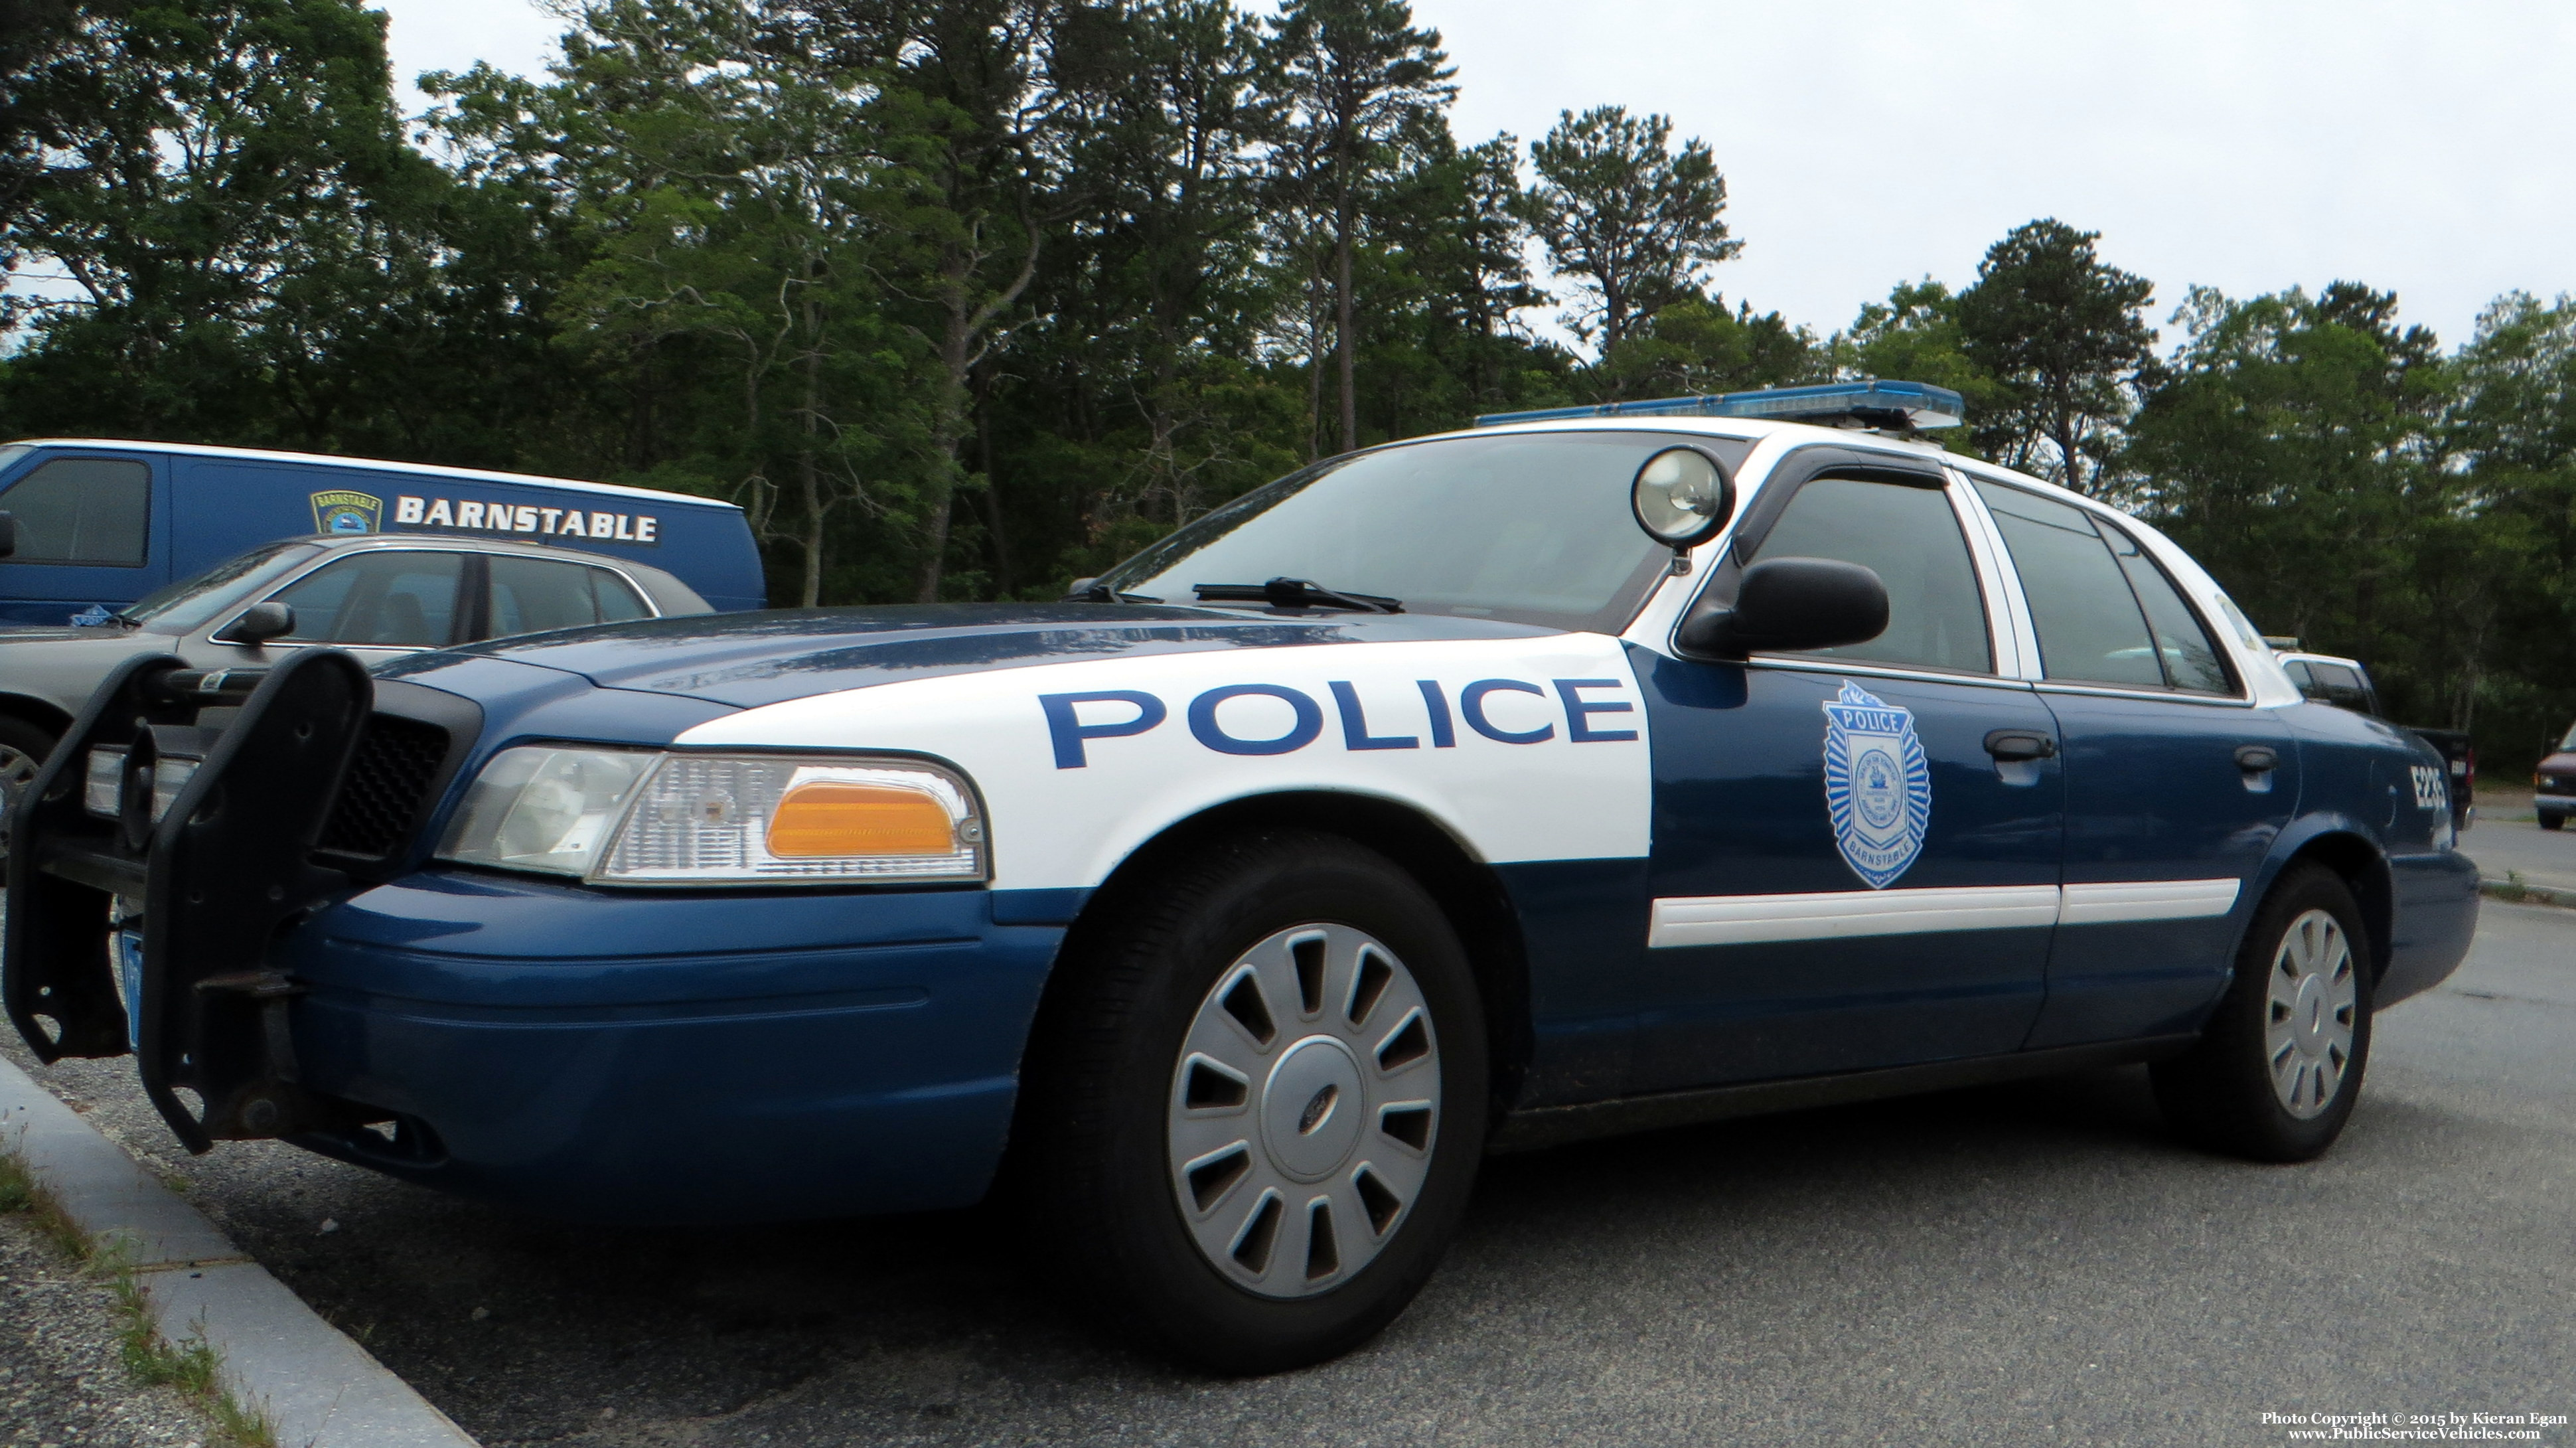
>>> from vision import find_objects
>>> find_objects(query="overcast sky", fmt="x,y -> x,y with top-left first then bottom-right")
374,0 -> 2576,352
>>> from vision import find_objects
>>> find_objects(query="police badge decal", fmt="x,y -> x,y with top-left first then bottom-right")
1821,680 -> 1931,889
309,489 -> 383,534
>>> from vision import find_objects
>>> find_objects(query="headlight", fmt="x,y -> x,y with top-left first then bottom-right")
436,747 -> 986,885
86,746 -> 126,817
84,744 -> 201,825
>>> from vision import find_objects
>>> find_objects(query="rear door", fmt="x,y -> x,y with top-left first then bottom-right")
1964,478 -> 2297,1048
0,451 -> 167,623
1629,449 -> 2066,1091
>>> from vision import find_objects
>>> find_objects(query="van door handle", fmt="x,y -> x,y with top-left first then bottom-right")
1984,730 -> 2057,762
2235,745 -> 2279,773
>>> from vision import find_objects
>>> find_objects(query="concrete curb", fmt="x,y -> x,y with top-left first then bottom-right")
2480,877 -> 2576,910
0,1054 -> 479,1447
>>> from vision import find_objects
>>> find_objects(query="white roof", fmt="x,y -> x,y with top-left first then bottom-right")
7,438 -> 743,511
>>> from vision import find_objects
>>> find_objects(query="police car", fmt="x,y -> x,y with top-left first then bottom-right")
3,381 -> 2480,1372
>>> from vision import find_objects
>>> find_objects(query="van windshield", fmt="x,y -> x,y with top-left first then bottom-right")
121,540 -> 322,633
2561,722 -> 2576,752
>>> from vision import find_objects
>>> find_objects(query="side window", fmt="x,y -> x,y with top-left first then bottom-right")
1747,474 -> 1992,673
2099,520 -> 2234,694
2307,663 -> 2374,714
591,568 -> 651,622
488,556 -> 645,636
1973,481 -> 2166,689
261,552 -> 465,646
0,457 -> 151,565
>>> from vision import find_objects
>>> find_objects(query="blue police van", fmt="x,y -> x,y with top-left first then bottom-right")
3,383 -> 2478,1374
0,439 -> 767,625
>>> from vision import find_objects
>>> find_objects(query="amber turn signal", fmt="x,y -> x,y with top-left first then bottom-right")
766,781 -> 958,857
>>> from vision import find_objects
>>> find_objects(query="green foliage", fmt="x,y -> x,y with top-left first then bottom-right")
1522,105 -> 1736,368
1957,218 -> 2155,495
1592,294 -> 1823,402
6,3 -> 2576,767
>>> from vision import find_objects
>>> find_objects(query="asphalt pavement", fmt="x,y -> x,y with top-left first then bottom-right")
3,904 -> 2570,1448
2462,815 -> 2576,895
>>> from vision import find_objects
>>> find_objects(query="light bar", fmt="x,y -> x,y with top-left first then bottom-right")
1476,379 -> 1965,431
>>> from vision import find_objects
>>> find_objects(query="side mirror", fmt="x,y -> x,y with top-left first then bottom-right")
222,601 -> 296,645
1676,557 -> 1890,661
0,511 -> 15,560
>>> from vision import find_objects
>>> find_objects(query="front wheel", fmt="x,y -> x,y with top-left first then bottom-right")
2151,864 -> 2374,1162
1014,830 -> 1488,1374
0,716 -> 58,874
2541,812 -> 2565,832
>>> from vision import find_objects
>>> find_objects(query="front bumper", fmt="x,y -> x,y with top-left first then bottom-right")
279,870 -> 1065,1224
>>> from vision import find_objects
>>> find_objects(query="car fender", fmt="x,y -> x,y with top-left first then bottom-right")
670,632 -> 1659,896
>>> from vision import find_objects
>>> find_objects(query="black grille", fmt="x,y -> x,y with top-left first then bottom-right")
319,713 -> 451,858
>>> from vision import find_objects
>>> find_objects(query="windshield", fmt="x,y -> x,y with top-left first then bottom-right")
121,540 -> 322,633
1100,431 -> 1752,633
2561,722 -> 2576,752
0,443 -> 31,477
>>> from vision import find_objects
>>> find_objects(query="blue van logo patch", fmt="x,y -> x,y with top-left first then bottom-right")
1822,680 -> 1930,889
310,489 -> 382,534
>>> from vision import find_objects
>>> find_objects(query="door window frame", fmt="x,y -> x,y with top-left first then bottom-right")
213,545 -> 477,647
1658,441 -> 2031,695
0,450 -> 159,568
1949,469 -> 2255,709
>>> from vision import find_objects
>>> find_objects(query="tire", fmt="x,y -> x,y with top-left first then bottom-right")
2151,864 -> 2374,1162
2541,812 -> 2565,832
1013,829 -> 1489,1374
0,715 -> 59,874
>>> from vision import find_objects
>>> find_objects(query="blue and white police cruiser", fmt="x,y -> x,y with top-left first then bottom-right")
3,380 -> 2479,1372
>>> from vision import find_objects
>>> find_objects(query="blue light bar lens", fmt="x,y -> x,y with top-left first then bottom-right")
1476,379 -> 1965,430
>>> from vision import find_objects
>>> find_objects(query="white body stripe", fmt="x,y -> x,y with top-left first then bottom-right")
1648,878 -> 2242,948
2056,878 -> 2241,925
675,633 -> 1655,892
1649,886 -> 2062,947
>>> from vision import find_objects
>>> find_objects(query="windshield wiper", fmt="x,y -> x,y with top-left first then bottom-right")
1193,578 -> 1404,614
1064,578 -> 1163,603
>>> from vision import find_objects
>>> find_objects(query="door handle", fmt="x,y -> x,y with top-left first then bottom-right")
1983,729 -> 2057,762
2234,745 -> 2280,773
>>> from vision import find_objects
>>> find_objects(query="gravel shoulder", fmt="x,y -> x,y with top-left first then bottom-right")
0,1206 -> 207,1448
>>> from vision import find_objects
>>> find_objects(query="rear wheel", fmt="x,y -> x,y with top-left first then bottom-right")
1016,830 -> 1487,1374
2152,864 -> 2373,1161
0,716 -> 58,874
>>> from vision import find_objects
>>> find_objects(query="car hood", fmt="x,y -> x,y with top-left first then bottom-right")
0,625 -> 143,644
379,603 -> 1566,709
2539,751 -> 2576,776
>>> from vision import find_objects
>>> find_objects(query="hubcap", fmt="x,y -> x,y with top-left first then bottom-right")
1167,924 -> 1440,1299
2264,907 -> 2358,1119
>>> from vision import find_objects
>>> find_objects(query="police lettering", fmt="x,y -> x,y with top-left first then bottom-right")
393,494 -> 660,545
1039,677 -> 1636,769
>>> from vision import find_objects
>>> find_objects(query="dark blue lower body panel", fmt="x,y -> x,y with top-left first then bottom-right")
2379,848 -> 2479,1007
279,872 -> 1063,1224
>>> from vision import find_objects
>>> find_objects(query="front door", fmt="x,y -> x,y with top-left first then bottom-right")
1629,458 -> 2066,1093
1963,478 -> 2297,1048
